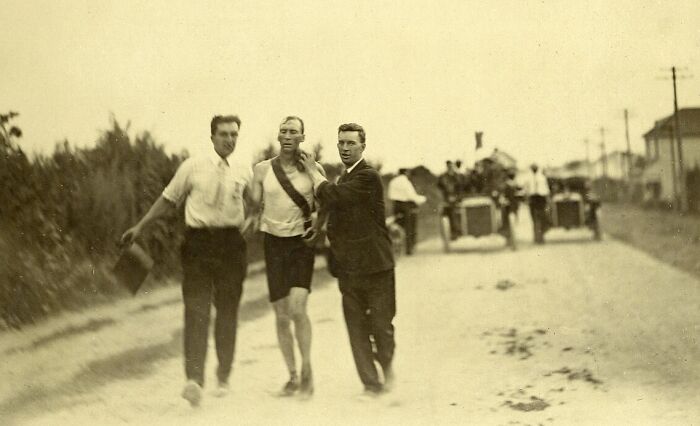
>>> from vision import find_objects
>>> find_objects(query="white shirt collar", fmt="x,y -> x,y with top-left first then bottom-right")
346,157 -> 364,174
209,149 -> 231,167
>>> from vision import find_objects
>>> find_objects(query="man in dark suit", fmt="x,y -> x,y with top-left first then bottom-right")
300,123 -> 396,396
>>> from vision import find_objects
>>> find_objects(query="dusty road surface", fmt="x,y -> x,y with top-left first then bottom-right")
2,212 -> 700,425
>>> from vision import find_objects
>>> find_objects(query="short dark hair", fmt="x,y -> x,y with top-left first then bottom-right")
446,160 -> 453,166
281,116 -> 304,134
211,115 -> 241,135
338,123 -> 366,144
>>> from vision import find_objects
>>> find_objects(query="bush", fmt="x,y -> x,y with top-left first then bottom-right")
0,118 -> 186,330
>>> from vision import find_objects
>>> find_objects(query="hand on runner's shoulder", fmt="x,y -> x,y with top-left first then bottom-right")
297,150 -> 317,173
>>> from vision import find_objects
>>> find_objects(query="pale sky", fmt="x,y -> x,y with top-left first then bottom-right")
3,0 -> 700,173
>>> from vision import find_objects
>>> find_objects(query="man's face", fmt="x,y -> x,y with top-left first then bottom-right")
337,131 -> 365,166
277,119 -> 305,154
211,121 -> 239,158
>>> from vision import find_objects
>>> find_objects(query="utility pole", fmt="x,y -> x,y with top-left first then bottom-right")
668,125 -> 678,207
600,127 -> 608,179
658,66 -> 692,210
624,109 -> 632,180
584,138 -> 592,179
672,67 -> 688,212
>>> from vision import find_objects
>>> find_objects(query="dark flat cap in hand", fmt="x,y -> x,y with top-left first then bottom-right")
113,242 -> 153,295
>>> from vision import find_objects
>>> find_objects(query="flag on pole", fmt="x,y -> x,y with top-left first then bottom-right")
475,131 -> 483,150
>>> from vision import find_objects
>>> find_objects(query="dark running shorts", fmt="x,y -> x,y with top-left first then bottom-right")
263,232 -> 315,302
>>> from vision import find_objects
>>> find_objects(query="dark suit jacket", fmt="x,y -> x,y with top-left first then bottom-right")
316,160 -> 395,276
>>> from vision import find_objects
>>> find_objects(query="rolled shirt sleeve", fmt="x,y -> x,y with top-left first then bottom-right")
162,158 -> 194,205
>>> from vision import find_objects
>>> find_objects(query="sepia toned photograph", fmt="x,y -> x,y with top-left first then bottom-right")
2,1 -> 700,424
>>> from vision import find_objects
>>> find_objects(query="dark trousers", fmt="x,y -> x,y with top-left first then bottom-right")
393,201 -> 417,254
338,269 -> 396,391
443,203 -> 461,238
529,195 -> 548,243
181,227 -> 247,386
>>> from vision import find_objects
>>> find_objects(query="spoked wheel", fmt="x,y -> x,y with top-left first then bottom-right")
439,215 -> 451,253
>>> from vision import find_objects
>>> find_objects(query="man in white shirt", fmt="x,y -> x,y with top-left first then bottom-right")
523,163 -> 551,244
387,168 -> 426,255
121,115 -> 252,407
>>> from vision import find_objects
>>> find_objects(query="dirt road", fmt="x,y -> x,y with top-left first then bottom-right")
2,213 -> 700,425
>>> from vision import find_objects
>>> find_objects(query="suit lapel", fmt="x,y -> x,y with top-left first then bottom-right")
346,159 -> 366,179
339,159 -> 365,183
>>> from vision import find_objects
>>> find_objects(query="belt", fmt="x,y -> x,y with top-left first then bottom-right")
186,226 -> 240,235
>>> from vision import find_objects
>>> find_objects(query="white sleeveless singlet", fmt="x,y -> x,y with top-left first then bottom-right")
260,159 -> 316,237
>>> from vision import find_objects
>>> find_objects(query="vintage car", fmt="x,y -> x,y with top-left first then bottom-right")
540,176 -> 601,241
438,195 -> 516,252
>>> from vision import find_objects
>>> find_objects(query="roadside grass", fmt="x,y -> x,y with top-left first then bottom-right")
602,203 -> 700,278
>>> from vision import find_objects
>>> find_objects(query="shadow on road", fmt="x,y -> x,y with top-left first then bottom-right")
0,268 -> 336,422
2,318 -> 117,356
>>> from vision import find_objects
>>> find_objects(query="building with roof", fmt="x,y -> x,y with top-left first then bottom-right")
642,107 -> 700,207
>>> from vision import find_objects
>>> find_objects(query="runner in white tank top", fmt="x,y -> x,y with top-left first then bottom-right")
258,158 -> 317,237
249,116 -> 327,398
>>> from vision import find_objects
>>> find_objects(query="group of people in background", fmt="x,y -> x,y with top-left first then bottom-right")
121,116 -> 397,407
434,158 -> 553,244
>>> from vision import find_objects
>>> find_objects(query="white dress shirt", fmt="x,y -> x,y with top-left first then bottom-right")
523,171 -> 551,197
163,149 -> 252,228
346,157 -> 364,174
387,174 -> 426,205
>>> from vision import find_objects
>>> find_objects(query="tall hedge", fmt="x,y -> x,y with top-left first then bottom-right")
0,117 -> 184,329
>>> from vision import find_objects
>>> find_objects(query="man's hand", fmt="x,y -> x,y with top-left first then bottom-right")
241,215 -> 260,239
298,150 -> 328,191
120,224 -> 143,248
301,226 -> 323,248
117,195 -> 175,248
298,150 -> 317,173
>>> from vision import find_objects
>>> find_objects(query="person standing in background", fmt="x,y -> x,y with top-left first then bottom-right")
388,168 -> 426,255
523,163 -> 551,244
437,160 -> 462,239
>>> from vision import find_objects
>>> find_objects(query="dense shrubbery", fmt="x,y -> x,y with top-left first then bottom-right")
1,115 -> 184,329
